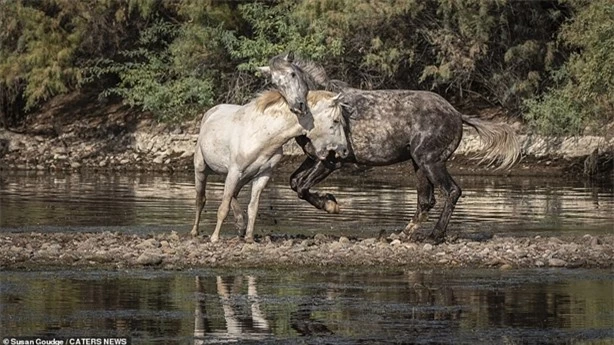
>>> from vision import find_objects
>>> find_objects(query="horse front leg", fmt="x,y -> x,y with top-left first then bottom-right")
244,171 -> 272,243
290,157 -> 339,213
210,171 -> 240,243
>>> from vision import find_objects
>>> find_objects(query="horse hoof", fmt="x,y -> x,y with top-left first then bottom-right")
210,236 -> 219,243
190,230 -> 199,237
324,200 -> 340,214
421,233 -> 446,245
403,222 -> 420,235
244,236 -> 254,244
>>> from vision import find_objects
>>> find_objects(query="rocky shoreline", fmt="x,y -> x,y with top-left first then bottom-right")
1,231 -> 612,270
0,92 -> 612,176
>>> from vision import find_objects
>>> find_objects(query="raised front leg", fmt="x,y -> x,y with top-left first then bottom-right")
244,172 -> 272,243
290,157 -> 340,213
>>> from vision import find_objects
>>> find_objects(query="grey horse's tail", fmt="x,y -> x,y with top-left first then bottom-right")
461,115 -> 521,170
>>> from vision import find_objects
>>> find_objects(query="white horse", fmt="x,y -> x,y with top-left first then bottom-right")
191,90 -> 349,242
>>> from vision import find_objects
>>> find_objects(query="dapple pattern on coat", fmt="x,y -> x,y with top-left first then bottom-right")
290,85 -> 520,244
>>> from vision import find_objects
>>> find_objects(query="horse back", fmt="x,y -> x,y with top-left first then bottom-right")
339,88 -> 464,164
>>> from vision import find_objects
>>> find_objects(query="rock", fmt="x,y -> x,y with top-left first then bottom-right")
314,234 -> 329,244
361,238 -> 377,246
423,243 -> 433,251
169,231 -> 180,242
548,258 -> 567,267
136,238 -> 160,249
390,239 -> 401,246
388,233 -> 401,241
180,150 -> 192,159
136,251 -> 162,265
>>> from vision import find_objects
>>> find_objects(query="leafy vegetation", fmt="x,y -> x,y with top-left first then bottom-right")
524,0 -> 614,135
0,0 -> 612,133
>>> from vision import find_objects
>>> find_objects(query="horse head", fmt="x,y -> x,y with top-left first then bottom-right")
257,52 -> 311,117
307,92 -> 350,161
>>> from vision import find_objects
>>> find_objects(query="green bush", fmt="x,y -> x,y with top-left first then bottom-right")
1,0 -> 612,134
87,20 -> 217,122
524,0 -> 614,135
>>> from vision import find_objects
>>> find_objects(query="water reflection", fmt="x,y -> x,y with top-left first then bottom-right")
0,170 -> 612,237
0,270 -> 614,344
194,276 -> 270,343
1,269 -> 612,344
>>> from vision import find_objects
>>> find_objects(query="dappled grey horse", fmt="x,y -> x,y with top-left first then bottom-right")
191,90 -> 348,242
259,52 -> 312,117
274,62 -> 521,244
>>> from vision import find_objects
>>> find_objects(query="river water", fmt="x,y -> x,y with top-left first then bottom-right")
0,170 -> 612,237
1,170 -> 613,344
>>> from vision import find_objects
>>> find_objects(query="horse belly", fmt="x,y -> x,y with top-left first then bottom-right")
199,134 -> 231,174
350,125 -> 412,165
240,148 -> 283,177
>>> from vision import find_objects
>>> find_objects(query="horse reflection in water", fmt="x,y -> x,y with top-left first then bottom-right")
193,273 -> 463,342
194,276 -> 270,343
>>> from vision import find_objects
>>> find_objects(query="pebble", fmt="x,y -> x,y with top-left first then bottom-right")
1,232 -> 611,269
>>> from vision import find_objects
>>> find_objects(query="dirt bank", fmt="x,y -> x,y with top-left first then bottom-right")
1,231 -> 612,270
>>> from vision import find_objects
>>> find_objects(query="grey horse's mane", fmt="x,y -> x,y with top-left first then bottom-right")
294,58 -> 351,92
269,54 -> 350,91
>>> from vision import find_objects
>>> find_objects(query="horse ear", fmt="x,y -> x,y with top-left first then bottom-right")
256,66 -> 271,76
284,52 -> 295,63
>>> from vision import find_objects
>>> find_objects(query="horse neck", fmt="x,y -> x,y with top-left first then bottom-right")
253,102 -> 310,140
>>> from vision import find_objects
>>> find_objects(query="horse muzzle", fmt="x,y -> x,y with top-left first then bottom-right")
317,145 -> 349,161
290,102 -> 310,117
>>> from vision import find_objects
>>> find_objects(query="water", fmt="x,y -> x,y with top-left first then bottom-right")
1,170 -> 613,344
0,170 -> 612,237
1,269 -> 613,344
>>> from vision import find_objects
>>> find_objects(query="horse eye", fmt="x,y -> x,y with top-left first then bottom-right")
333,119 -> 340,124
290,72 -> 296,78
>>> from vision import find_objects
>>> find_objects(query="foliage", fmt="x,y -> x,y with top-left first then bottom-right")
87,21 -> 217,122
524,0 -> 614,135
0,0 -> 612,134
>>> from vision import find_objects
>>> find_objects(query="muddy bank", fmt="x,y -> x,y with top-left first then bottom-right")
1,231 -> 612,270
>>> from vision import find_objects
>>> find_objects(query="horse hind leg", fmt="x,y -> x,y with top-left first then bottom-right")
231,197 -> 246,237
404,161 -> 436,236
191,148 -> 209,237
415,161 -> 461,244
